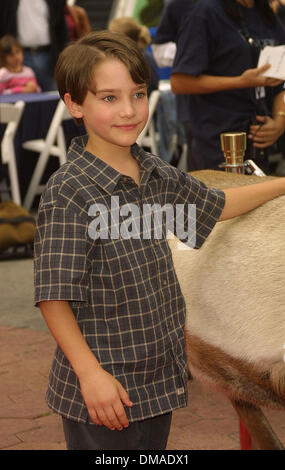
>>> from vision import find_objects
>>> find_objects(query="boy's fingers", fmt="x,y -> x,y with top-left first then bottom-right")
113,401 -> 130,428
118,383 -> 133,408
97,408 -> 116,431
105,405 -> 125,431
89,408 -> 102,426
95,401 -> 129,431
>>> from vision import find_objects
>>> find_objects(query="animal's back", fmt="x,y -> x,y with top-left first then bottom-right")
168,171 -> 285,408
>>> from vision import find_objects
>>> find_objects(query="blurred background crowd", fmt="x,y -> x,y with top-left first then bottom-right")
1,0 -> 285,225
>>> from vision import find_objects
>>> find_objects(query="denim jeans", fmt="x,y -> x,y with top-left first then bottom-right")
156,91 -> 185,163
23,49 -> 56,91
62,412 -> 172,450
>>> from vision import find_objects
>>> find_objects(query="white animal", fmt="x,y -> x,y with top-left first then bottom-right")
168,170 -> 285,449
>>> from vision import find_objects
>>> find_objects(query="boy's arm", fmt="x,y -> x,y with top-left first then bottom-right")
219,178 -> 285,221
39,300 -> 133,430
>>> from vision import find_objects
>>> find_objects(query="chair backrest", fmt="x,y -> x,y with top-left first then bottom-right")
136,90 -> 160,145
44,99 -> 72,148
0,100 -> 25,124
0,101 -> 25,164
0,101 -> 25,204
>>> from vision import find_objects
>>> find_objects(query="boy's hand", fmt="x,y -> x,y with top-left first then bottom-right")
79,367 -> 133,430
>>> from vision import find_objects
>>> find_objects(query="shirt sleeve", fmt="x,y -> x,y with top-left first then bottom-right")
34,204 -> 90,305
152,2 -> 178,44
169,171 -> 225,249
172,12 -> 210,77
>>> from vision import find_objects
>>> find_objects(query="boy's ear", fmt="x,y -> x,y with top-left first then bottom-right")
64,93 -> 83,119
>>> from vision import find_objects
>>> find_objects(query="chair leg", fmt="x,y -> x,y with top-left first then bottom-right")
8,145 -> 21,205
239,418 -> 252,450
23,150 -> 49,211
231,399 -> 284,450
56,126 -> 67,165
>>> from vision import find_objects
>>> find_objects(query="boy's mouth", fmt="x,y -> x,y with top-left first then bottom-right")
114,124 -> 138,130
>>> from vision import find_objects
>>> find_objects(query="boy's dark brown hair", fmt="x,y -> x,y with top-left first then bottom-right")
0,35 -> 22,67
55,30 -> 150,106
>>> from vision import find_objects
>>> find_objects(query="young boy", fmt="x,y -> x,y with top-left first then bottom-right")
34,31 -> 285,450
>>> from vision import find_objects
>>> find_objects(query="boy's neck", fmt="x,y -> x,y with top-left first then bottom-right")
85,139 -> 134,168
85,139 -> 140,187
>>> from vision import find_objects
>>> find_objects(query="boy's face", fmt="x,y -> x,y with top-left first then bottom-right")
66,59 -> 149,155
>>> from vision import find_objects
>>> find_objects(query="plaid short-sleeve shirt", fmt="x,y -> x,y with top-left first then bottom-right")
34,135 -> 225,424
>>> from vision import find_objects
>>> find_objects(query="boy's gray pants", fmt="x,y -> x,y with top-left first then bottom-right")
62,412 -> 172,450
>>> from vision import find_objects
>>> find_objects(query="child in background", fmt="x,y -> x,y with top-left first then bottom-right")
0,35 -> 41,95
108,17 -> 159,96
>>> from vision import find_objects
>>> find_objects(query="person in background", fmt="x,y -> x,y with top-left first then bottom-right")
152,0 -> 194,169
152,0 -> 192,68
64,1 -> 91,42
270,0 -> 285,25
171,0 -> 285,173
108,17 -> 159,97
108,18 -> 171,160
0,0 -> 69,91
269,0 -> 285,175
0,35 -> 41,94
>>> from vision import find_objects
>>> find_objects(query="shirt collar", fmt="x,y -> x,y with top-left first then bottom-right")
67,135 -> 160,195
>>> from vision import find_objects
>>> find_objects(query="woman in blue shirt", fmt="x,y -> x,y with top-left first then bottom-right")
171,0 -> 285,172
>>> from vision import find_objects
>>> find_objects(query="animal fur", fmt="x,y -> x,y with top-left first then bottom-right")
168,170 -> 285,409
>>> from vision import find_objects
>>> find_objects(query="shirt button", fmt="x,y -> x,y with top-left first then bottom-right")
162,279 -> 167,286
121,176 -> 128,183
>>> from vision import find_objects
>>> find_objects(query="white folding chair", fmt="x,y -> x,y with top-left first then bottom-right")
22,99 -> 73,210
137,90 -> 160,154
0,100 -> 25,205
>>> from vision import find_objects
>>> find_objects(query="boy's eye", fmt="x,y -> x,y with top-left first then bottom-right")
135,92 -> 146,99
103,95 -> 115,102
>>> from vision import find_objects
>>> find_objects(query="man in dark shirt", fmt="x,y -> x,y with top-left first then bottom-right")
0,0 -> 68,90
171,0 -> 285,171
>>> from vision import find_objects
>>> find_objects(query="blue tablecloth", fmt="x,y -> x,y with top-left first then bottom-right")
1,91 -> 60,157
0,92 -> 84,205
0,91 -> 60,104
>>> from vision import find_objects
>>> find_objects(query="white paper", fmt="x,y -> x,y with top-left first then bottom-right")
257,45 -> 285,80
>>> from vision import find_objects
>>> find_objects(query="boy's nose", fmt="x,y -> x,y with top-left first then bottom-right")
119,99 -> 136,118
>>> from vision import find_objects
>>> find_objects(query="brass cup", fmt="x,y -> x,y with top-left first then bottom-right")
220,132 -> 247,167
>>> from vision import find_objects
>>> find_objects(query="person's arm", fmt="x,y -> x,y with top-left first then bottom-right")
39,300 -> 133,430
22,78 -> 39,93
219,178 -> 285,221
0,68 -> 11,94
67,5 -> 91,38
171,64 -> 282,95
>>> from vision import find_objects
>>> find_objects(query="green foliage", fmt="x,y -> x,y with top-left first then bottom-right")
139,0 -> 164,27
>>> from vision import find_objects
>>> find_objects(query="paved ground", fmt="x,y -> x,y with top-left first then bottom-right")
1,258 -> 284,450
